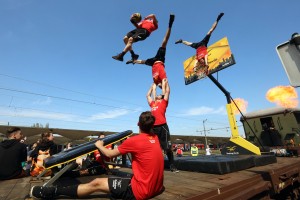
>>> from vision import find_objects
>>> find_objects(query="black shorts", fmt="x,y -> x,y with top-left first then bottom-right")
145,47 -> 166,66
126,28 -> 150,42
153,124 -> 171,150
191,34 -> 211,49
108,177 -> 135,200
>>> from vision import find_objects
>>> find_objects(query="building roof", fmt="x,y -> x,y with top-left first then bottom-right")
240,107 -> 300,121
0,125 -> 229,145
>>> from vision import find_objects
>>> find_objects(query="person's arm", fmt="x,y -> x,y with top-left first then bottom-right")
95,140 -> 121,159
163,79 -> 170,101
147,83 -> 155,105
145,14 -> 158,28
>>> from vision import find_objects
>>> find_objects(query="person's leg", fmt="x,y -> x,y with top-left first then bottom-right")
206,13 -> 224,35
175,39 -> 193,46
123,36 -> 139,60
30,178 -> 109,199
161,14 -> 175,48
77,178 -> 109,197
162,125 -> 179,172
122,37 -> 134,55
112,36 -> 134,61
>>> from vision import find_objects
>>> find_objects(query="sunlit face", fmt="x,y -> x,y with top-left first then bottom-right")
155,94 -> 163,101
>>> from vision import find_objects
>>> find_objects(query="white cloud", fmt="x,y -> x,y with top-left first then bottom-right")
0,107 -> 134,125
89,109 -> 130,120
180,106 -> 226,116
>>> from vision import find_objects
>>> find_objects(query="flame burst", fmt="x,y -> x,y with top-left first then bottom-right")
266,86 -> 298,108
231,98 -> 248,114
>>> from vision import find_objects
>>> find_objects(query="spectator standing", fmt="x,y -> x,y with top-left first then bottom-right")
0,127 -> 27,180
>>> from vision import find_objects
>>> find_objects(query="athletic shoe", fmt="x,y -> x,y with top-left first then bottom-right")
132,54 -> 139,61
126,54 -> 139,65
175,39 -> 182,44
169,14 -> 175,27
126,60 -> 134,65
217,13 -> 224,21
112,54 -> 124,62
170,164 -> 179,173
30,185 -> 57,199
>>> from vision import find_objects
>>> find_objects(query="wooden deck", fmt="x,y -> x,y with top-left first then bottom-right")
1,157 -> 300,200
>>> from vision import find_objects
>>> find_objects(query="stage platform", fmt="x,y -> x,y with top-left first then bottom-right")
166,155 -> 277,174
2,157 -> 300,200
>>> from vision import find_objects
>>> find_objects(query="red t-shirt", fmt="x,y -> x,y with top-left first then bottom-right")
176,148 -> 183,155
118,133 -> 164,200
152,61 -> 167,85
196,46 -> 208,61
150,99 -> 168,125
139,18 -> 158,33
94,144 -> 112,165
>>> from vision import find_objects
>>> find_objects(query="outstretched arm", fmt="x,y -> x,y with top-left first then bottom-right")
145,14 -> 158,27
147,83 -> 155,105
163,79 -> 170,101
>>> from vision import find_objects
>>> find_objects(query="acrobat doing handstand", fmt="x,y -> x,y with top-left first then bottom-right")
175,13 -> 224,76
126,14 -> 175,98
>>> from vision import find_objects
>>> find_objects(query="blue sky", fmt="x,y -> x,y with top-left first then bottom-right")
0,0 -> 299,138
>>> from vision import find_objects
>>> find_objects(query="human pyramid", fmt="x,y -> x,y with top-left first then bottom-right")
29,12 -> 224,200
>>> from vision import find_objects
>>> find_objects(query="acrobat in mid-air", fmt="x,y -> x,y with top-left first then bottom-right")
112,13 -> 158,62
175,13 -> 224,75
127,14 -> 175,98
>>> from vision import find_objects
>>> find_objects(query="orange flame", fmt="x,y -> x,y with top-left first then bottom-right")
231,98 -> 248,114
266,86 -> 298,108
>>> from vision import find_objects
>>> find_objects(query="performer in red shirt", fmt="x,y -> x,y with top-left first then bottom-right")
112,14 -> 158,62
147,79 -> 178,173
127,14 -> 174,98
175,13 -> 224,75
30,111 -> 164,200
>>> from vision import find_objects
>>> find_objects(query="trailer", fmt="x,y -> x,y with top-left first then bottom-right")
240,107 -> 300,148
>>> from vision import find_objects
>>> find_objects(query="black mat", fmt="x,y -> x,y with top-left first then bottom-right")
165,155 -> 277,174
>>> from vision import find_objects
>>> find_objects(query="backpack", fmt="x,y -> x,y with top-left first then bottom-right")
30,149 -> 52,177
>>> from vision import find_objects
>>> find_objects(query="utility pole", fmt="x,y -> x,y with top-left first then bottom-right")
203,119 -> 208,148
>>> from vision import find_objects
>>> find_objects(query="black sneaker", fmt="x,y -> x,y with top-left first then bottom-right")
169,14 -> 175,27
126,54 -> 139,65
217,13 -> 224,21
30,185 -> 57,199
170,164 -> 179,173
112,53 -> 124,62
126,60 -> 134,65
175,39 -> 182,44
132,54 -> 139,61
